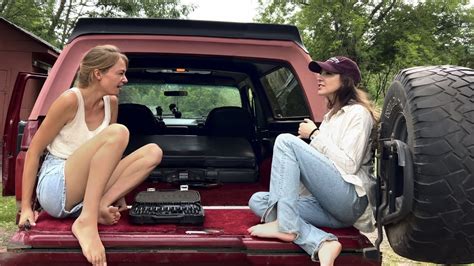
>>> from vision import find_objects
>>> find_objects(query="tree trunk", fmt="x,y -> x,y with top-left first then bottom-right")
47,0 -> 66,37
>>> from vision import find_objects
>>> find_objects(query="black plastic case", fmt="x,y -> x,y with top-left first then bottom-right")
129,190 -> 204,225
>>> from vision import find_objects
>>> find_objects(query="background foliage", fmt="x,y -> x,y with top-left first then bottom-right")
119,84 -> 242,118
1,0 -> 472,102
257,0 -> 473,103
0,0 -> 195,47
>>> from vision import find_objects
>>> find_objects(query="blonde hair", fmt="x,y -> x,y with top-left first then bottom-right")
77,44 -> 128,88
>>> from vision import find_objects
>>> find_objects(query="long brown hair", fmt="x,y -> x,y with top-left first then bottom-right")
327,74 -> 380,154
327,75 -> 379,123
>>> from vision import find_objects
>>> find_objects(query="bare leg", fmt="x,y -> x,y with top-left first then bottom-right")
247,220 -> 296,242
99,143 -> 162,210
65,124 -> 129,266
318,240 -> 342,266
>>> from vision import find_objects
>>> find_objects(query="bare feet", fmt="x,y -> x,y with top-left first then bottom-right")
98,206 -> 120,225
72,217 -> 107,266
247,220 -> 296,242
318,240 -> 342,266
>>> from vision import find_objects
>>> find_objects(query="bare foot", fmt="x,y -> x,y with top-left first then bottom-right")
72,217 -> 106,266
98,206 -> 120,225
247,220 -> 296,242
318,240 -> 342,266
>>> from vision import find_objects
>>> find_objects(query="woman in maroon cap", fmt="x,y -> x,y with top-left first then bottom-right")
248,56 -> 379,265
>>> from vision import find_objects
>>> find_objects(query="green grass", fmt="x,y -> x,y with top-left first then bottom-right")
0,186 -> 18,236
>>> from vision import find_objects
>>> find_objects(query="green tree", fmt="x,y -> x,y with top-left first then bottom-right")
119,84 -> 242,119
366,1 -> 473,100
0,0 -> 51,42
0,0 -> 195,48
256,0 -> 473,102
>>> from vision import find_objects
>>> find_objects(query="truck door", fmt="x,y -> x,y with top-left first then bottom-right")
2,72 -> 46,196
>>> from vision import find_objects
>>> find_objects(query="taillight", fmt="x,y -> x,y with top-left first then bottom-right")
21,120 -> 39,151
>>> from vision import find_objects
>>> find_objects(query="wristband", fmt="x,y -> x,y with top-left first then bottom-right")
309,127 -> 318,138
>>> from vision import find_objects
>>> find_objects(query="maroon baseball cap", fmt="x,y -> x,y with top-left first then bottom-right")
308,56 -> 361,85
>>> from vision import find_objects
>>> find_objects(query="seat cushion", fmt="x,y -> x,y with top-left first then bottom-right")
125,135 -> 256,168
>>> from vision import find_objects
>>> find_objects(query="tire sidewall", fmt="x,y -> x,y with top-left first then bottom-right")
378,66 -> 474,263
379,80 -> 416,250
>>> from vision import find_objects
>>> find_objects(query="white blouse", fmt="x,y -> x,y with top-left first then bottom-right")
309,103 -> 376,232
310,104 -> 374,197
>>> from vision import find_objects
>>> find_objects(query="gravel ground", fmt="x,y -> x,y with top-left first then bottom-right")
363,230 -> 436,266
0,227 -> 15,252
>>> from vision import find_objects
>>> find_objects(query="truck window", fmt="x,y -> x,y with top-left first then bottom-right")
119,83 -> 242,119
260,67 -> 309,119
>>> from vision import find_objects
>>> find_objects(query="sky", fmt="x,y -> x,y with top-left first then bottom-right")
182,0 -> 260,23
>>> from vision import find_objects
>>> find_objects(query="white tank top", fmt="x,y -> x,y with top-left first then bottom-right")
47,87 -> 111,159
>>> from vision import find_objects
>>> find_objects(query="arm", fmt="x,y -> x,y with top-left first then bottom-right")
310,106 -> 373,175
19,92 -> 77,227
298,118 -> 318,139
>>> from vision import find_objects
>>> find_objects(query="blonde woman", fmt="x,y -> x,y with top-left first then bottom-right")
248,56 -> 378,266
18,45 -> 162,266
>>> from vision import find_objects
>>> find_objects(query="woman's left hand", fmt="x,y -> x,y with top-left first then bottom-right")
298,118 -> 318,139
114,197 -> 128,212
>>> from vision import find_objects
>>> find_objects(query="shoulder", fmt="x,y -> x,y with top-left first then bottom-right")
343,104 -> 370,117
52,89 -> 78,112
109,95 -> 118,112
342,104 -> 373,125
109,95 -> 119,122
109,95 -> 118,106
44,89 -> 78,124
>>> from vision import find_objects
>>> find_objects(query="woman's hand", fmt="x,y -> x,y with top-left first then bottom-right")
298,118 -> 318,139
114,197 -> 128,212
18,207 -> 38,229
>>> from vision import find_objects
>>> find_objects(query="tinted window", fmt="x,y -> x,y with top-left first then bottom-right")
119,83 -> 241,119
260,67 -> 309,118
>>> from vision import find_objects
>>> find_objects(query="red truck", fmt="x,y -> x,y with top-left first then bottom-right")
2,18 -> 473,265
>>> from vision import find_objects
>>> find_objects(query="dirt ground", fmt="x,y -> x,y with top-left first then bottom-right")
363,230 -> 436,266
0,227 -> 14,252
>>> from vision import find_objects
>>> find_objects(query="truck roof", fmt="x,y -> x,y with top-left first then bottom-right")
68,18 -> 303,46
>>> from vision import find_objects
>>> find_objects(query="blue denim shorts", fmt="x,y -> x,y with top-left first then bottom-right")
36,153 -> 83,218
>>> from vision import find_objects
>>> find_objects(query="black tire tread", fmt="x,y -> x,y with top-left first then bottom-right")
383,65 -> 474,263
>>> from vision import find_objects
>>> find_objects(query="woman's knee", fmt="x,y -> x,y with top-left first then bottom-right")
249,192 -> 269,211
142,143 -> 162,167
274,133 -> 298,150
103,124 -> 129,147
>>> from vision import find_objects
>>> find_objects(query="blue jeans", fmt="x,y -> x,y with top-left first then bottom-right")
36,153 -> 83,218
249,133 -> 367,261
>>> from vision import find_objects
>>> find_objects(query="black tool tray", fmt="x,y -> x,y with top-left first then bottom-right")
129,190 -> 204,225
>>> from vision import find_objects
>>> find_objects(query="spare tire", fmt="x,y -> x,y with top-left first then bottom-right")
379,65 -> 474,263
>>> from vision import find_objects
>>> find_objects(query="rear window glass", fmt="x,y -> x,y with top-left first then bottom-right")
260,67 -> 309,118
119,83 -> 241,119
